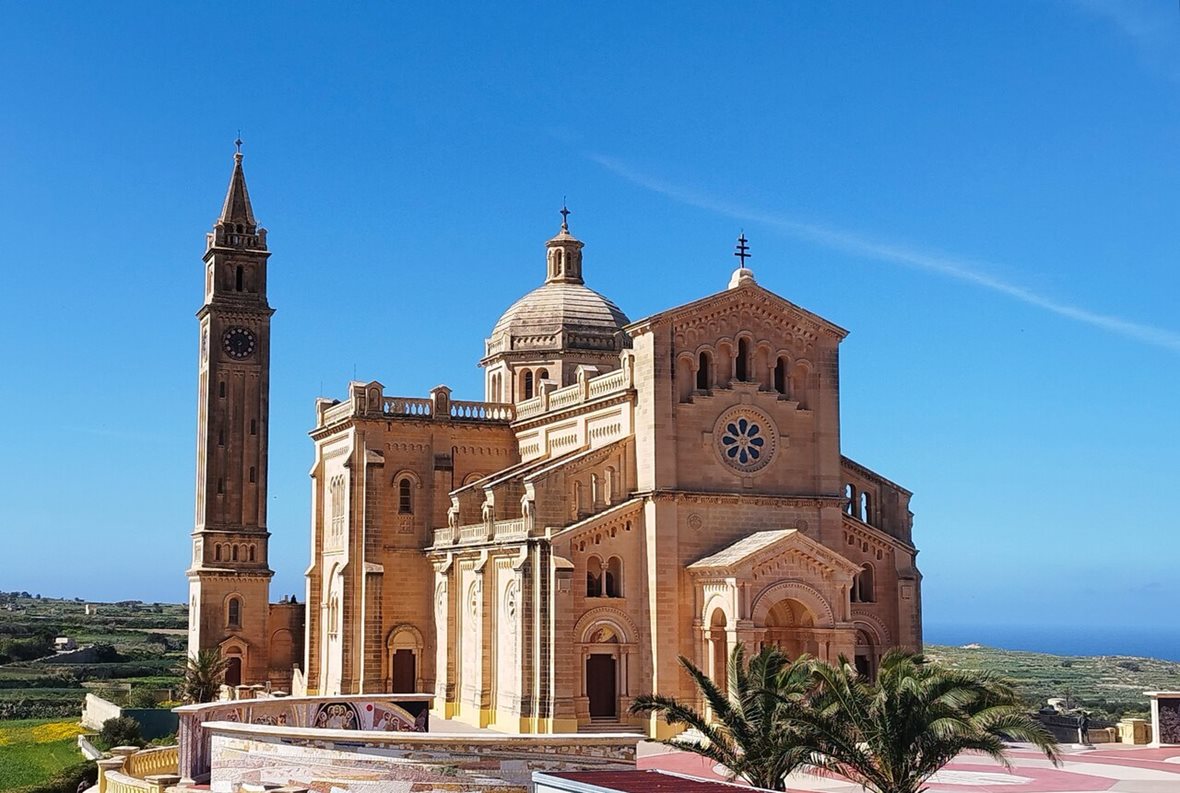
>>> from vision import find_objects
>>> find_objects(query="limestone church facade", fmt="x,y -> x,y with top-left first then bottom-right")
187,150 -> 922,735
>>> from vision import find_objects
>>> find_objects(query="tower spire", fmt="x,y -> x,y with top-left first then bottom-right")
208,142 -> 266,253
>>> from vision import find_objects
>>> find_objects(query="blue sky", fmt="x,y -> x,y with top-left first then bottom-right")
0,2 -> 1176,637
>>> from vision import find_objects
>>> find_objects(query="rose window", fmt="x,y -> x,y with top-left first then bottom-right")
721,417 -> 765,465
713,406 -> 779,473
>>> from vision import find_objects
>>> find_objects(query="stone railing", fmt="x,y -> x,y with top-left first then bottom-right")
382,396 -> 432,416
588,367 -> 628,397
514,394 -> 546,420
433,517 -> 532,547
495,517 -> 529,540
97,745 -> 179,793
511,362 -> 633,423
124,745 -> 178,779
174,692 -> 433,783
316,383 -> 515,430
450,400 -> 515,421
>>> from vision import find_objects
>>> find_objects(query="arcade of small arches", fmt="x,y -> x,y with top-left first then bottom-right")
487,366 -> 554,403
677,334 -> 811,406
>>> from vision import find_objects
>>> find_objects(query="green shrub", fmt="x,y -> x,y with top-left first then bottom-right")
96,716 -> 143,749
9,760 -> 96,793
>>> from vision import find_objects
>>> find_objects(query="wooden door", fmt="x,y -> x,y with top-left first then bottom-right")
587,654 -> 617,718
392,649 -> 416,693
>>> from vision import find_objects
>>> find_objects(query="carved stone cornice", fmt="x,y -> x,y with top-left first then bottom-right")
645,489 -> 844,509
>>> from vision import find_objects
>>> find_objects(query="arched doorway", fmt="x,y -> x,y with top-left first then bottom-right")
387,625 -> 424,694
761,598 -> 819,660
585,625 -> 619,720
224,653 -> 243,687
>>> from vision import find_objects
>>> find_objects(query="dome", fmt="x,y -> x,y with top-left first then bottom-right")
490,281 -> 629,344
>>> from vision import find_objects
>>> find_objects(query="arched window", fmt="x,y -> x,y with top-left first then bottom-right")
537,368 -> 549,384
523,370 -> 534,400
227,596 -> 241,627
844,483 -> 855,514
248,545 -> 255,562
219,381 -> 226,398
859,491 -> 871,524
249,466 -> 256,484
214,544 -> 222,561
774,357 -> 788,395
398,478 -> 413,514
603,467 -> 615,505
586,556 -> 603,597
235,265 -> 244,291
605,556 -> 623,598
231,545 -> 238,562
858,564 -> 876,603
696,351 -> 712,390
736,338 -> 751,381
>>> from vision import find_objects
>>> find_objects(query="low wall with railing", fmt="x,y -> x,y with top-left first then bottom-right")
174,692 -> 432,782
206,721 -> 639,793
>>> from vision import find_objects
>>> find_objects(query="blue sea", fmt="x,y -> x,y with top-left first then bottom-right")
924,624 -> 1180,662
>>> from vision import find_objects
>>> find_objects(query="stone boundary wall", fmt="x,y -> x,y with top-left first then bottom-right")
206,721 -> 640,793
175,693 -> 433,782
83,693 -> 123,730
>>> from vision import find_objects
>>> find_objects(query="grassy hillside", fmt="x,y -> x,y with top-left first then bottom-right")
926,643 -> 1180,720
0,718 -> 85,790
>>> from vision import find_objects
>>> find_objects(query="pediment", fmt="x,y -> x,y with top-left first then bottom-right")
688,529 -> 861,580
627,281 -> 848,342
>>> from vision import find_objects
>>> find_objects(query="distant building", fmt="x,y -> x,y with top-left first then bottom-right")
54,637 -> 76,651
84,604 -> 97,615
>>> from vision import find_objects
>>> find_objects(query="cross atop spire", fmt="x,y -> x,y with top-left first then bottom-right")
734,232 -> 750,267
234,132 -> 243,156
560,200 -> 571,232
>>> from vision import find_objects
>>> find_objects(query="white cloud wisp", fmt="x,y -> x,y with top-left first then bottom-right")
590,153 -> 1180,353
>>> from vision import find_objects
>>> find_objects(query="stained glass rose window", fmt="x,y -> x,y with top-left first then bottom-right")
713,406 -> 779,473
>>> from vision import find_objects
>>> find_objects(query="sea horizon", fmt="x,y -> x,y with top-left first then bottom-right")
925,623 -> 1180,663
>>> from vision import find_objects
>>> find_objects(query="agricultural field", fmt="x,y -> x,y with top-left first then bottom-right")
927,643 -> 1180,720
0,718 -> 85,790
0,593 -> 185,721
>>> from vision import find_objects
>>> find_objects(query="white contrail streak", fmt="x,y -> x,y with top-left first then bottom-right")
590,153 -> 1180,353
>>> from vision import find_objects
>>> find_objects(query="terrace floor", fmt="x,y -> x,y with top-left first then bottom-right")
638,742 -> 1180,793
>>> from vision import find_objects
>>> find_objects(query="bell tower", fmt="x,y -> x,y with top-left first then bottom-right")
187,142 -> 275,687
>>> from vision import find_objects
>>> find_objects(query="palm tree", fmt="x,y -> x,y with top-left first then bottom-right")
786,651 -> 1060,793
629,644 -> 814,791
179,649 -> 229,704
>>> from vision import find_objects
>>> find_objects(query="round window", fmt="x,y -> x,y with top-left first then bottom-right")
714,406 -> 779,473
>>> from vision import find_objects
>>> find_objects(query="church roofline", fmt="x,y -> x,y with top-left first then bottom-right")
841,454 -> 913,497
624,281 -> 849,340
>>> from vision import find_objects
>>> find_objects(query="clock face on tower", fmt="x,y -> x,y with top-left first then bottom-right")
222,327 -> 256,360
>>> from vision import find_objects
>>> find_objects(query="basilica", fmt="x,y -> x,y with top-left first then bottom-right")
187,149 -> 923,737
